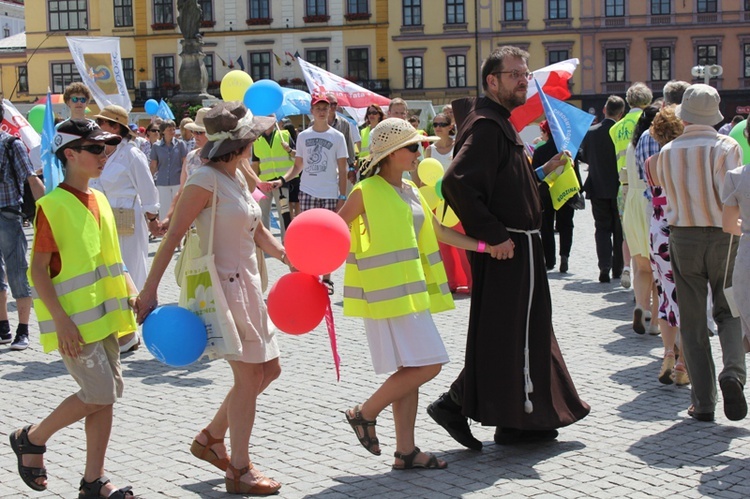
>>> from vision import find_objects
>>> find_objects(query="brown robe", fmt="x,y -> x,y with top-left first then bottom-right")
441,96 -> 590,429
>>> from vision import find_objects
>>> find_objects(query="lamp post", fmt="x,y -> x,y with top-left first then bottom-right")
691,65 -> 723,86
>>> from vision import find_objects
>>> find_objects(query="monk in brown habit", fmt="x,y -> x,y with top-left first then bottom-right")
428,46 -> 590,449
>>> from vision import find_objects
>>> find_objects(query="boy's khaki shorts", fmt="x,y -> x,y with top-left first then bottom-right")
61,333 -> 123,405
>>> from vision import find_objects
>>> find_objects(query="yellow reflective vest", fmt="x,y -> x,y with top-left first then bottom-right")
609,109 -> 642,171
343,175 -> 454,319
29,188 -> 137,353
253,130 -> 294,181
358,126 -> 372,160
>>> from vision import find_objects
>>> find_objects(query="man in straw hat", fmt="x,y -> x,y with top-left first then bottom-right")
427,46 -> 590,449
654,84 -> 747,423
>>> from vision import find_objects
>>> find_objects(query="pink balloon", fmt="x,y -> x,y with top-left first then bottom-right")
284,209 -> 350,275
267,273 -> 328,335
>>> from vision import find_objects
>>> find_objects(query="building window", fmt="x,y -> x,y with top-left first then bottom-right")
403,0 -> 422,26
204,54 -> 214,82
548,0 -> 567,19
154,56 -> 175,87
153,0 -> 174,24
48,0 -> 87,31
249,52 -> 272,81
447,55 -> 466,88
122,57 -> 134,89
548,50 -> 569,64
651,0 -> 670,15
697,0 -> 717,13
199,0 -> 213,22
745,44 -> 750,78
446,0 -> 465,24
114,0 -> 133,27
347,48 -> 369,80
347,0 -> 368,14
51,62 -> 82,94
605,0 -> 624,16
18,66 -> 28,93
746,0 -> 750,10
650,47 -> 671,81
249,0 -> 270,18
306,49 -> 328,71
605,48 -> 626,82
697,44 -> 718,65
404,56 -> 423,89
3,27 -> 9,38
306,0 -> 326,16
504,0 -> 523,21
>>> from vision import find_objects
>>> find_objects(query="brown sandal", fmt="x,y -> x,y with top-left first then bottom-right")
190,429 -> 229,471
392,447 -> 447,470
344,404 -> 381,455
225,462 -> 281,495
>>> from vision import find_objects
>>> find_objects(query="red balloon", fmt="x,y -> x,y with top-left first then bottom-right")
267,273 -> 328,335
284,208 -> 350,275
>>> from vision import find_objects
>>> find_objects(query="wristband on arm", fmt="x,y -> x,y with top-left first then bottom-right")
477,240 -> 486,253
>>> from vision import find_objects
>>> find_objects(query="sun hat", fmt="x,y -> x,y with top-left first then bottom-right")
539,120 -> 550,135
675,84 -> 723,126
92,105 -> 136,138
53,119 -> 122,153
360,118 -> 439,175
201,102 -> 276,160
185,107 -> 209,132
128,123 -> 138,132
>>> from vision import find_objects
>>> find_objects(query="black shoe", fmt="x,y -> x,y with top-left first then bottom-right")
494,428 -> 559,445
427,393 -> 482,451
720,377 -> 748,421
598,269 -> 610,283
0,331 -> 11,345
687,405 -> 715,422
559,256 -> 568,273
10,332 -> 29,351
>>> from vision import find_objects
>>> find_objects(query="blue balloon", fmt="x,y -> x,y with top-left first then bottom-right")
243,79 -> 284,116
142,306 -> 206,367
144,99 -> 159,115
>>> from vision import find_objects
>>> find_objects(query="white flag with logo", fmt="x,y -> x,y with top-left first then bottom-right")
297,57 -> 390,110
66,36 -> 132,111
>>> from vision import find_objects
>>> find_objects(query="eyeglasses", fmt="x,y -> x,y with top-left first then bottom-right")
367,110 -> 380,115
72,144 -> 106,155
70,96 -> 88,104
193,131 -> 205,135
147,129 -> 159,134
492,70 -> 533,81
402,143 -> 420,153
433,122 -> 450,128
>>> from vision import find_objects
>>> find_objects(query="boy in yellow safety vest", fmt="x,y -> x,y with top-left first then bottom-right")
10,119 -> 140,498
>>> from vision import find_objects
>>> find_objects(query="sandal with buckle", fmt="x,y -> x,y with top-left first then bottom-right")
190,428 -> 229,471
322,279 -> 334,295
344,404 -> 381,455
9,425 -> 47,491
78,475 -> 135,498
392,447 -> 447,470
225,462 -> 281,495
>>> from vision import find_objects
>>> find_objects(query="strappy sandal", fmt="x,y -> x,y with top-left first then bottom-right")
323,279 -> 334,295
78,476 -> 135,498
190,428 -> 229,471
392,447 -> 447,470
344,404 -> 381,455
225,462 -> 281,495
9,425 -> 47,491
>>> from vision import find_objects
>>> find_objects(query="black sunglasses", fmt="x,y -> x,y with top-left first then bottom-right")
403,143 -> 420,153
433,122 -> 450,128
367,110 -> 380,115
72,144 -> 106,155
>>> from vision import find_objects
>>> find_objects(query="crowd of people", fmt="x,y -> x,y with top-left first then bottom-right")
1,45 -> 748,497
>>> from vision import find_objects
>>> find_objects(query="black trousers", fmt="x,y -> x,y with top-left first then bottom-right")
540,191 -> 574,267
590,198 -> 623,274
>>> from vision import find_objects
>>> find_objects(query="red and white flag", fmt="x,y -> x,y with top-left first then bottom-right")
510,58 -> 578,131
297,57 -> 390,109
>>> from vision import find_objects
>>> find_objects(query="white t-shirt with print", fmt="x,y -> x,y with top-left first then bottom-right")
296,126 -> 349,199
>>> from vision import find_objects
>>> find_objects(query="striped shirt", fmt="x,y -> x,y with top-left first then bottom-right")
655,124 -> 743,227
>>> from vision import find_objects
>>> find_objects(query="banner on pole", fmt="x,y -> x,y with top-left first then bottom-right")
66,36 -> 132,111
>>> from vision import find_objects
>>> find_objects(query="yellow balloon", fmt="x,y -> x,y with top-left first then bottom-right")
437,200 -> 460,227
220,70 -> 254,102
418,158 -> 444,187
419,185 -> 439,211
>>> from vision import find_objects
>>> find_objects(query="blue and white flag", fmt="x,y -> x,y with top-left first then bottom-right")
157,99 -> 175,120
533,78 -> 593,155
41,91 -> 63,193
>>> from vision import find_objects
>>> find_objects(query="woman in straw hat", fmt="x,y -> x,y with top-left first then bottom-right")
135,102 -> 285,495
92,105 -> 160,354
338,118 -> 501,469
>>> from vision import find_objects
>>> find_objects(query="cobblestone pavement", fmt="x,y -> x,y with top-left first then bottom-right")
2,200 -> 749,498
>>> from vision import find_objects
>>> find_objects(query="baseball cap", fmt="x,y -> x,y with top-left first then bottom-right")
310,93 -> 330,106
53,119 -> 122,153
